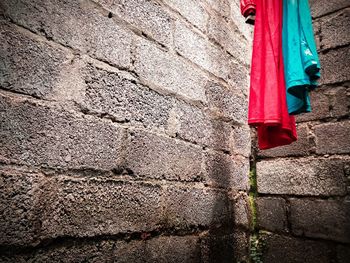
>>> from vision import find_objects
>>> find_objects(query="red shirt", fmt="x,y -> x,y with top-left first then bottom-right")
242,0 -> 297,149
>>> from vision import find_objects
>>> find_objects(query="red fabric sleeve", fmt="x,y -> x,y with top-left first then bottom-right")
240,0 -> 256,17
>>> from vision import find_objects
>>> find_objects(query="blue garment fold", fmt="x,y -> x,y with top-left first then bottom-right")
282,0 -> 321,115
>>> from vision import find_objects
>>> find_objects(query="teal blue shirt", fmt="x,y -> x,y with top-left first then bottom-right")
282,0 -> 321,115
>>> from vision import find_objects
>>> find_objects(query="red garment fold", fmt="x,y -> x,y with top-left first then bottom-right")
240,0 -> 256,17
245,0 -> 297,149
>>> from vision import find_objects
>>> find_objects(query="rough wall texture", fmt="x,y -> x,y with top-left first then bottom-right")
0,0 -> 252,262
255,2 -> 350,262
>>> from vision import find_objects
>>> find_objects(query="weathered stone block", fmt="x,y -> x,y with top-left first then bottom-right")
144,236 -> 201,263
200,234 -> 236,263
95,0 -> 172,47
173,21 -> 251,95
134,39 -> 207,103
163,186 -> 231,228
227,60 -> 250,96
337,245 -> 350,263
231,230 -> 250,263
262,233 -> 334,263
320,8 -> 350,49
257,157 -> 347,196
207,13 -> 249,64
230,125 -> 251,157
81,63 -> 174,132
295,88 -> 331,122
204,151 -> 249,191
309,0 -> 350,18
125,130 -> 203,181
111,240 -> 146,263
297,86 -> 350,122
320,46 -> 350,85
314,121 -> 350,154
289,198 -> 350,243
330,86 -> 350,118
205,82 -> 248,124
163,0 -> 208,31
256,197 -> 288,233
0,168 -> 44,246
232,193 -> 251,229
174,20 -> 232,81
0,255 -> 27,263
258,124 -> 314,158
2,236 -> 201,263
229,0 -> 253,43
0,94 -> 127,170
91,236 -> 201,263
313,21 -> 322,51
0,21 -> 72,99
168,100 -> 234,152
31,240 -> 116,263
1,0 -> 132,68
41,178 -> 162,238
204,0 -> 231,18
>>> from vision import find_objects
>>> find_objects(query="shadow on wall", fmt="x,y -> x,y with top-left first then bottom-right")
201,119 -> 236,263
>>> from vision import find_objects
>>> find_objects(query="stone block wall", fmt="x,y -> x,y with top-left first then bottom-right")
0,0 -> 252,262
255,2 -> 350,262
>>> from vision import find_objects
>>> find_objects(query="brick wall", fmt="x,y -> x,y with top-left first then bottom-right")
0,0 -> 252,262
255,2 -> 350,262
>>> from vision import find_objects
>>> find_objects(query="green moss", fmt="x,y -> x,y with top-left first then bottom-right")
249,193 -> 257,231
248,167 -> 258,231
249,168 -> 257,194
248,165 -> 264,263
249,233 -> 266,263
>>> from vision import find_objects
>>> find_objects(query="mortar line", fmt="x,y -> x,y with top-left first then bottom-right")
312,4 -> 350,20
258,229 -> 350,247
0,162 -> 239,193
296,116 -> 350,125
0,227 -> 211,255
319,42 -> 350,54
253,193 -> 349,200
256,153 -> 350,162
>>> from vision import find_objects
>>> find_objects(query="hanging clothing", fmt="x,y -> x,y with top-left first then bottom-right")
282,0 -> 321,115
246,0 -> 297,149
